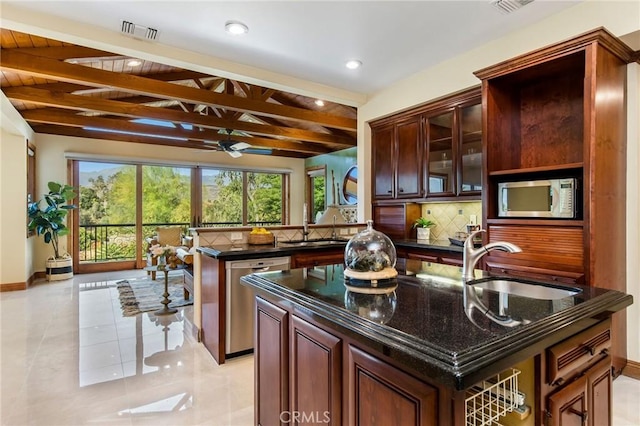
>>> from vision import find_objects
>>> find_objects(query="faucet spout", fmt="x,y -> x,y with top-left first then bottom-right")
302,203 -> 309,241
462,230 -> 522,281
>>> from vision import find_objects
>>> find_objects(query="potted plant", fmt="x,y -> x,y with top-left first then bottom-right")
412,217 -> 435,240
28,181 -> 77,281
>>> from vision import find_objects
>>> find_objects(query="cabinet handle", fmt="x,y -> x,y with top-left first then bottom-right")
568,408 -> 588,425
387,190 -> 392,193
552,377 -> 564,387
587,345 -> 596,356
399,188 -> 404,193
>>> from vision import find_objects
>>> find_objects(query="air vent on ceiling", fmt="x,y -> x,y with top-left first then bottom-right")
490,0 -> 534,14
121,21 -> 159,41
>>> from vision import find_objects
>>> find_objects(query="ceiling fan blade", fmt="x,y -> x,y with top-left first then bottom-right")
230,142 -> 251,151
226,150 -> 243,158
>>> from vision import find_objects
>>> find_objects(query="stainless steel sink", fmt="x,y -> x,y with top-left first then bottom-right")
278,238 -> 348,247
470,278 -> 581,300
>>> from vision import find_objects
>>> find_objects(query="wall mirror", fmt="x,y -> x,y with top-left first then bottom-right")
342,165 -> 358,205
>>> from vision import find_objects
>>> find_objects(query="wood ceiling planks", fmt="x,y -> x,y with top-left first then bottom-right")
0,29 -> 357,158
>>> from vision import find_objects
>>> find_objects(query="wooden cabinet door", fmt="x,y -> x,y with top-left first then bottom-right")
547,375 -> 588,426
396,117 -> 422,198
372,124 -> 395,199
290,316 -> 342,426
346,345 -> 437,426
255,297 -> 289,426
587,356 -> 612,426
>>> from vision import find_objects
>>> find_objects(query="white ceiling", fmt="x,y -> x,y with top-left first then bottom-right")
5,0 -> 583,95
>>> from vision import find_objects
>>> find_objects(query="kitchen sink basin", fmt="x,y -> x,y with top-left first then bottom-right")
470,278 -> 581,300
278,238 -> 349,247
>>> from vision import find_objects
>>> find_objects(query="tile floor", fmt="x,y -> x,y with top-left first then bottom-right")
1,270 -> 639,425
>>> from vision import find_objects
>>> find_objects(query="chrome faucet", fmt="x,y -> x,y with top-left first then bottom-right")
331,215 -> 337,239
302,212 -> 309,242
462,229 -> 522,281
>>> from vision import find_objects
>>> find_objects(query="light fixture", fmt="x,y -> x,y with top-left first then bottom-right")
345,59 -> 362,70
126,59 -> 142,67
225,20 -> 249,35
314,99 -> 325,107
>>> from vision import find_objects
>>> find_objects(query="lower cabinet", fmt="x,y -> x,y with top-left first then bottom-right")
255,297 -> 289,426
547,356 -> 611,426
542,319 -> 612,426
347,345 -> 438,426
255,296 -> 438,426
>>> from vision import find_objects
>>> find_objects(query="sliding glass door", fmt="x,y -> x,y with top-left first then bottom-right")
73,160 -> 287,272
75,161 -> 139,273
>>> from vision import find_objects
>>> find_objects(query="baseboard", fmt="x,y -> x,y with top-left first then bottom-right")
0,281 -> 27,291
623,360 -> 640,380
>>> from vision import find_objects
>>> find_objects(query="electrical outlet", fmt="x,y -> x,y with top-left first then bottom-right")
340,228 -> 349,235
350,228 -> 358,234
230,232 -> 243,241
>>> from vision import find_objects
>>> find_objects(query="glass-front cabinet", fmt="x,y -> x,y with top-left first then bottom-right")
426,110 -> 454,196
459,102 -> 482,194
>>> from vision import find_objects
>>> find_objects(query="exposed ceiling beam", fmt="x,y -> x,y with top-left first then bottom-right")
30,124 -> 310,158
21,108 -> 332,154
3,86 -> 355,148
0,49 -> 357,131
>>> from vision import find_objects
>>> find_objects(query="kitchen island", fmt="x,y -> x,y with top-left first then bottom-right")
241,259 -> 632,426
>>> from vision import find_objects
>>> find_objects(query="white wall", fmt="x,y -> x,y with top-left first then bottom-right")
0,129 -> 28,286
1,93 -> 35,288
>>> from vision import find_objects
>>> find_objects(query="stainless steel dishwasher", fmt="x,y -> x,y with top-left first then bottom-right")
225,256 -> 290,356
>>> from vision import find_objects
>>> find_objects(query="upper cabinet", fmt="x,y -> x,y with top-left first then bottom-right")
370,87 -> 481,203
371,116 -> 422,200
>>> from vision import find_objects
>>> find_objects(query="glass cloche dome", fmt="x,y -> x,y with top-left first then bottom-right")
344,220 -> 397,291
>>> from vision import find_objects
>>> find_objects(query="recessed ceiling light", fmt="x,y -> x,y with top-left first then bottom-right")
225,20 -> 249,35
345,59 -> 362,70
315,99 -> 325,107
126,59 -> 142,67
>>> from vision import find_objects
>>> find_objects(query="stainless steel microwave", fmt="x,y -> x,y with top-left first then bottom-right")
498,178 -> 577,218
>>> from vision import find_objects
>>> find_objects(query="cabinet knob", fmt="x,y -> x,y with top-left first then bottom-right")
387,190 -> 392,193
399,188 -> 404,193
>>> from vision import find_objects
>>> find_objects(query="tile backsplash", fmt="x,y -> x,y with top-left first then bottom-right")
420,201 -> 482,241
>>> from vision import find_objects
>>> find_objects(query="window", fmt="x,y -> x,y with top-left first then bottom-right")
306,166 -> 326,223
201,169 -> 285,226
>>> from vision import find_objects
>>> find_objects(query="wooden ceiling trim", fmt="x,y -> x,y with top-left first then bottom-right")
21,108 -> 331,155
31,124 -> 311,158
0,49 -> 356,131
31,124 -> 215,150
3,86 -> 355,147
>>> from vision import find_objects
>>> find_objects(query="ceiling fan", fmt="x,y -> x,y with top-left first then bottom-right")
217,129 -> 252,158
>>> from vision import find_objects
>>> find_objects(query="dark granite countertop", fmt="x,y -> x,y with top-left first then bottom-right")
393,238 -> 463,253
197,240 -> 348,261
241,259 -> 632,390
197,238 -> 459,261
